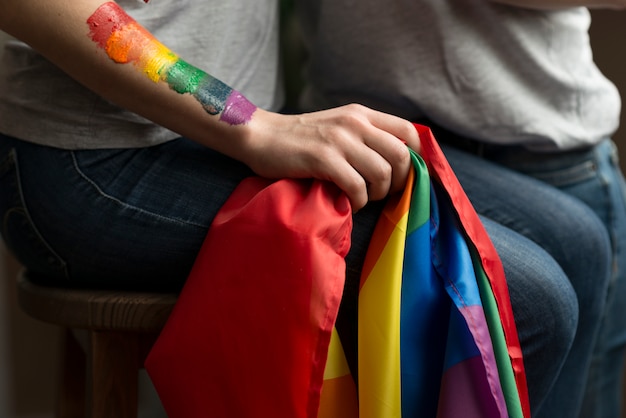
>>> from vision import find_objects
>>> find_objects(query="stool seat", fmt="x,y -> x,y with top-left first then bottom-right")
17,271 -> 177,332
15,269 -> 178,418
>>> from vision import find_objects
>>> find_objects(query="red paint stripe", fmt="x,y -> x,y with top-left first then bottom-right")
87,2 -> 136,49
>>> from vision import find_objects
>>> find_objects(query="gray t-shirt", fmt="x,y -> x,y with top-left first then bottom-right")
0,0 -> 283,149
297,0 -> 621,151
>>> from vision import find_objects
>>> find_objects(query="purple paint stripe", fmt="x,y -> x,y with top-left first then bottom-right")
219,90 -> 257,125
457,304 -> 508,417
437,356 -> 502,418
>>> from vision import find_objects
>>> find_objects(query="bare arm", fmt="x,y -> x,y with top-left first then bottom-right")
0,0 -> 420,211
489,0 -> 626,9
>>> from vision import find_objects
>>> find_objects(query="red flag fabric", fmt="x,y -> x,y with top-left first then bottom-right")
145,178 -> 352,418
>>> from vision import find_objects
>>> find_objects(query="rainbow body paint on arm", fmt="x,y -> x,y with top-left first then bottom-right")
86,2 -> 256,125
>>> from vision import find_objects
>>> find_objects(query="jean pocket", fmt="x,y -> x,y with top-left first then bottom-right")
0,148 -> 69,280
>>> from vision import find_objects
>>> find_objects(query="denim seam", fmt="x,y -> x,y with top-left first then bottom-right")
70,152 -> 207,229
4,148 -> 70,279
602,146 -> 620,283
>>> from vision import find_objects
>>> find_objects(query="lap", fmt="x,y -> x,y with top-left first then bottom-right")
442,144 -> 611,297
1,133 -> 597,414
0,135 -> 385,291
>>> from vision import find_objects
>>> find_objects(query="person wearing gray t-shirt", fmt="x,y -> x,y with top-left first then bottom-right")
296,0 -> 626,416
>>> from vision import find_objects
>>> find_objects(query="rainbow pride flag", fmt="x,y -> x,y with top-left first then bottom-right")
320,125 -> 529,418
145,124 -> 529,418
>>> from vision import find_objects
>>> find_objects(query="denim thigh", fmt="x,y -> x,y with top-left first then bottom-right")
491,139 -> 626,418
0,135 -> 257,290
0,134 -> 384,294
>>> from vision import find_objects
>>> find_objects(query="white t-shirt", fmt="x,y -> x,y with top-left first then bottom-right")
297,0 -> 621,151
0,0 -> 283,149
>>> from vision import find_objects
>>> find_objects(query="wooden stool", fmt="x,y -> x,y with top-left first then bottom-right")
15,269 -> 177,418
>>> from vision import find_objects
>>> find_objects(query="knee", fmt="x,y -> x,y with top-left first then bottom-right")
532,191 -> 611,289
485,218 -> 578,410
483,217 -> 579,357
506,249 -> 578,412
550,202 -> 611,323
507,253 -> 578,359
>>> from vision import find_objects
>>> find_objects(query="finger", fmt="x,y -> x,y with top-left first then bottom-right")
366,108 -> 421,153
322,123 -> 396,201
347,144 -> 394,201
318,157 -> 369,212
361,131 -> 412,195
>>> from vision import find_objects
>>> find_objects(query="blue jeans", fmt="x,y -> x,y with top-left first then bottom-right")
483,139 -> 626,418
0,133 -> 601,415
441,136 -> 624,418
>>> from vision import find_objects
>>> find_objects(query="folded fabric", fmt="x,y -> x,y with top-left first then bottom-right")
145,178 -> 352,418
347,125 -> 529,418
145,124 -> 530,418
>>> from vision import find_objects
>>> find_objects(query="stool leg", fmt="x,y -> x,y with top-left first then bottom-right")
57,328 -> 86,418
88,331 -> 139,418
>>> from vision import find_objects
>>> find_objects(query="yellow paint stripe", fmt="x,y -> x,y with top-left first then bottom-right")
141,41 -> 178,82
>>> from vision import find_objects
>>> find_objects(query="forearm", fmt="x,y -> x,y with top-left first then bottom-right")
0,0 -> 255,158
0,1 -> 421,210
489,0 -> 626,9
